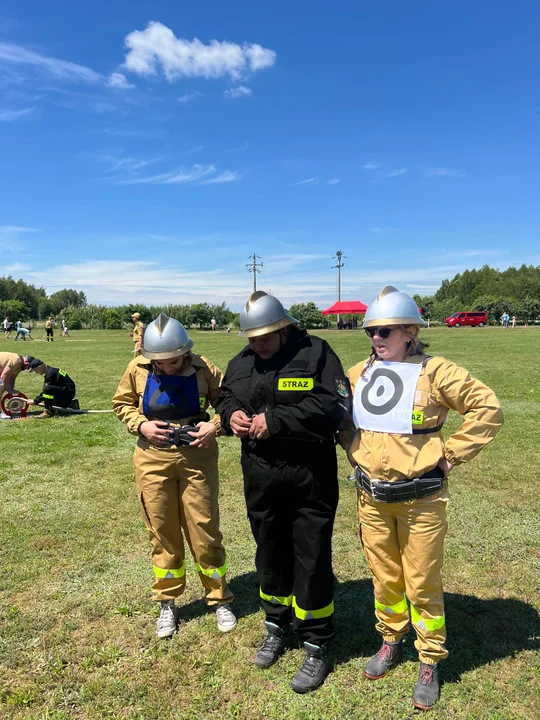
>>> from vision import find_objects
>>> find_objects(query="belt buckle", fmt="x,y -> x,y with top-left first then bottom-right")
370,477 -> 384,502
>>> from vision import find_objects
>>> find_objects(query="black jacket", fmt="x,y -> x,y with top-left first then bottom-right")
218,329 -> 350,446
34,366 -> 75,404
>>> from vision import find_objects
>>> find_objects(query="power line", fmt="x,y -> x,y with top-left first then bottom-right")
246,254 -> 263,292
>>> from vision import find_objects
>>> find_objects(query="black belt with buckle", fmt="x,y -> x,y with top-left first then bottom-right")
355,466 -> 444,503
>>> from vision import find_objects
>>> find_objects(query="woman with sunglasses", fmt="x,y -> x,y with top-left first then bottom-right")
341,286 -> 503,710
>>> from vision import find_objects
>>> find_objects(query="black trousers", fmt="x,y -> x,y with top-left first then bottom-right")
46,328 -> 54,341
242,440 -> 339,646
44,388 -> 75,412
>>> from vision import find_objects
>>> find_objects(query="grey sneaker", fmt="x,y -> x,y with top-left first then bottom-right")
412,662 -> 440,710
215,604 -> 237,633
254,621 -> 290,668
156,600 -> 177,638
364,640 -> 403,679
290,642 -> 331,694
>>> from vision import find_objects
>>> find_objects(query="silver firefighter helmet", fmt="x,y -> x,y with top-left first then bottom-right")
239,291 -> 299,338
142,313 -> 194,360
363,286 -> 426,328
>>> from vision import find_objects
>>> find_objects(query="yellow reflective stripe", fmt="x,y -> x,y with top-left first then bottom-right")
42,394 -> 54,399
292,597 -> 334,620
58,369 -> 67,377
195,562 -> 227,579
412,410 -> 424,425
153,562 -> 186,579
199,396 -> 206,409
411,605 -> 445,631
260,590 -> 293,606
375,594 -> 408,616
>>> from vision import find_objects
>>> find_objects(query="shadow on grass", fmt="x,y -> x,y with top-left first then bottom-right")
179,571 -> 260,623
332,579 -> 540,681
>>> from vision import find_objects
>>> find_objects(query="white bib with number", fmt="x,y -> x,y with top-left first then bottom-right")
353,361 -> 422,434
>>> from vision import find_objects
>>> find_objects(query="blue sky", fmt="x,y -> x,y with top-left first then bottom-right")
1,1 -> 539,309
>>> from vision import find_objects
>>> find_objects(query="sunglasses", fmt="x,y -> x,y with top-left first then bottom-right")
365,327 -> 395,339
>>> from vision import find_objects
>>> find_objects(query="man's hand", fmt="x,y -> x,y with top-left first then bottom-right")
139,420 -> 171,447
128,332 -> 133,337
26,399 -> 35,406
188,421 -> 216,449
249,413 -> 270,440
230,410 -> 252,438
437,456 -> 454,478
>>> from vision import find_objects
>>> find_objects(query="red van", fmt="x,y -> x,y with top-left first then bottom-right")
445,311 -> 487,327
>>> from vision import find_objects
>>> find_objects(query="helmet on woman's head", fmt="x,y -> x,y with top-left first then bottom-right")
362,286 -> 426,328
142,313 -> 194,359
239,291 -> 299,338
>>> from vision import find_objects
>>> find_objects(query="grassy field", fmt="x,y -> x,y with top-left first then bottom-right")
0,327 -> 539,720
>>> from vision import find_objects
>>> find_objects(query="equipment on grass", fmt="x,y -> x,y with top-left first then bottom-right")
1,392 -> 29,418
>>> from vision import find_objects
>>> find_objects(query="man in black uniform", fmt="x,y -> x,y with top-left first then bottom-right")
26,358 -> 77,418
218,291 -> 350,694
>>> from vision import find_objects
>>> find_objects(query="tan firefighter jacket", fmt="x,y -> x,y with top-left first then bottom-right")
112,353 -> 223,437
340,354 -> 503,482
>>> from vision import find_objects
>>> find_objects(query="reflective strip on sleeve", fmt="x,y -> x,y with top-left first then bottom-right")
59,370 -> 67,377
293,597 -> 334,620
153,562 -> 186,579
411,605 -> 445,631
375,594 -> 409,615
42,394 -> 55,399
260,590 -> 293,606
195,562 -> 227,579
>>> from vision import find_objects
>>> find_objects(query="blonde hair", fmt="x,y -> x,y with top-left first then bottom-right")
361,325 -> 429,376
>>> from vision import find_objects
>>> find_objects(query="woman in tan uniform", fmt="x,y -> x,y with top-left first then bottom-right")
342,287 -> 503,710
113,313 -> 236,638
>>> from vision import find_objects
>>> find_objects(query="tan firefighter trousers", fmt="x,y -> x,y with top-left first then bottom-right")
358,488 -> 449,664
134,439 -> 233,605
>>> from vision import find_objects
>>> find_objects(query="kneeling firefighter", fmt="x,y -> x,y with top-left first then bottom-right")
217,292 -> 350,693
113,314 -> 236,638
25,358 -> 77,418
340,286 -> 503,710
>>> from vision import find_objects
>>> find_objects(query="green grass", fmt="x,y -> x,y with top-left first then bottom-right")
1,327 -> 539,720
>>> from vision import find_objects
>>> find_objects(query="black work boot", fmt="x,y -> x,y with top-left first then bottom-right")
254,621 -> 290,669
412,662 -> 440,710
290,642 -> 330,693
364,640 -> 403,679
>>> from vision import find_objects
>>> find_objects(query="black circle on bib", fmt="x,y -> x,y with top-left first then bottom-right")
360,368 -> 404,415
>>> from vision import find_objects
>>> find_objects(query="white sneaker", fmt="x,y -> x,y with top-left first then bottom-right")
156,601 -> 177,638
216,605 -> 237,633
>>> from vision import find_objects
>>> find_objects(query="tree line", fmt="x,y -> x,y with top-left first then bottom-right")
2,264 -> 539,330
412,264 -> 540,324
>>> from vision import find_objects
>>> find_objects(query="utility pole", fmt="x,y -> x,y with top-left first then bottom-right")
246,254 -> 263,292
332,250 -> 346,323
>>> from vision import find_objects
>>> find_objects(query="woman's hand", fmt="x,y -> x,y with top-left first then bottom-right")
437,456 -> 454,478
188,421 -> 216,449
139,420 -> 171,447
230,410 -> 252,438
249,413 -> 270,440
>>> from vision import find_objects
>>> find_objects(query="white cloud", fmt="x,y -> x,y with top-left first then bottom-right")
0,42 -> 101,84
327,178 -> 341,185
178,90 -> 204,104
121,21 -> 276,82
0,106 -> 36,121
0,225 -> 40,233
116,164 -> 241,186
199,170 -> 243,184
425,167 -> 467,178
107,72 -> 134,89
380,168 -> 407,179
224,85 -> 252,99
292,178 -> 319,186
362,163 -> 381,170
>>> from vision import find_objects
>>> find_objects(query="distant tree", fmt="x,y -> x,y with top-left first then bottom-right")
288,302 -> 323,329
103,308 -> 124,330
48,289 -> 87,314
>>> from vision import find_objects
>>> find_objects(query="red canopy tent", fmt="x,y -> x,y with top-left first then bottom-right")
322,301 -> 368,316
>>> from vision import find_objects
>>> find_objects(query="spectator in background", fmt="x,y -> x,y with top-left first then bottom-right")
14,322 -> 33,341
511,315 -> 516,328
3,317 -> 11,339
211,317 -> 217,332
45,316 -> 54,342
